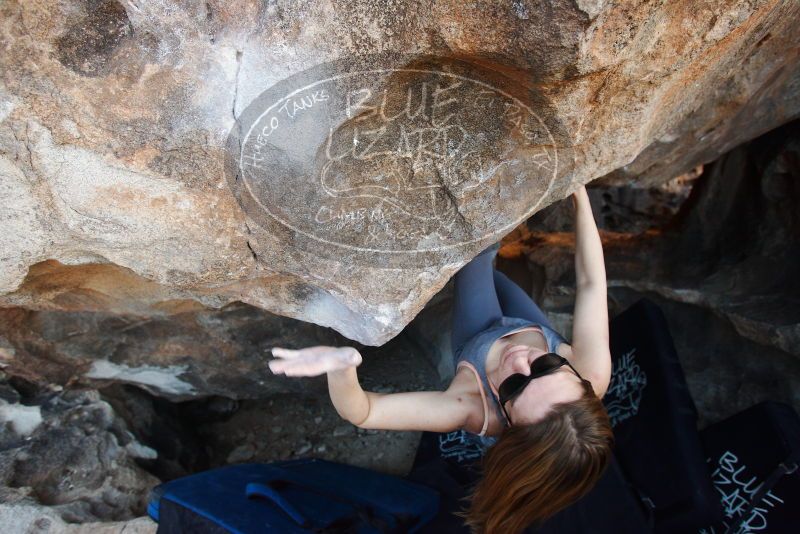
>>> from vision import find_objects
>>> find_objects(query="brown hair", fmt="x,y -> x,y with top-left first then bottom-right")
460,380 -> 613,533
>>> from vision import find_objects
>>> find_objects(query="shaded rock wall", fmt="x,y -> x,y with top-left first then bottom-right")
0,298 -> 347,402
0,0 -> 798,344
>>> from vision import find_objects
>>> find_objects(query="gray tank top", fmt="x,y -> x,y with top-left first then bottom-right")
453,316 -> 569,447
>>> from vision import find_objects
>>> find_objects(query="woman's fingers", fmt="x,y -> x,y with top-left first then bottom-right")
268,346 -> 361,376
268,353 -> 326,376
268,359 -> 290,374
270,347 -> 303,359
284,366 -> 323,377
279,359 -> 327,377
270,346 -> 335,359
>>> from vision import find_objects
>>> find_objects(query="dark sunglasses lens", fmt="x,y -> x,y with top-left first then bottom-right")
499,374 -> 528,402
531,353 -> 565,374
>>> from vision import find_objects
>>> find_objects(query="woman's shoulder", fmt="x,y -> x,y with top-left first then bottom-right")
448,366 -> 482,397
447,367 -> 494,433
449,367 -> 511,437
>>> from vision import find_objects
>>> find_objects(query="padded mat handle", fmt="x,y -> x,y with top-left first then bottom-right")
246,481 -> 310,527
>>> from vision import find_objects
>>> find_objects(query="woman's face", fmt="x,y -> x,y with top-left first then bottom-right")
494,344 -> 585,425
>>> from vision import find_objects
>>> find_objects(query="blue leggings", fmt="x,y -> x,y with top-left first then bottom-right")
451,249 -> 553,352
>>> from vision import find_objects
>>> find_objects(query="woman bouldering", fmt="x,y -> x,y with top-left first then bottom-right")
270,184 -> 614,533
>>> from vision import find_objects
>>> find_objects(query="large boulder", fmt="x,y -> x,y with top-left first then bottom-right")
1,0 -> 798,344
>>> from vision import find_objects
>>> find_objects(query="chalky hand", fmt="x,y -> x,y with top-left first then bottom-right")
269,346 -> 362,377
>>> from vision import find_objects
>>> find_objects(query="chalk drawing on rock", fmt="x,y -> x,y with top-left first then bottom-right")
226,54 -> 560,266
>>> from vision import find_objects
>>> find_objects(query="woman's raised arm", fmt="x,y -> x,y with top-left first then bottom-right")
569,186 -> 612,398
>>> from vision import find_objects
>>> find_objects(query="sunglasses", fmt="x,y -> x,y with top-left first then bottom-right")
497,352 -> 591,425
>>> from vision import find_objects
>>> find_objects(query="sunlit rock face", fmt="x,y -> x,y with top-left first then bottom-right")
1,0 -> 799,345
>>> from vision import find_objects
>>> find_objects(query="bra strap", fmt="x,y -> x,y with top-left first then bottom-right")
457,362 -> 490,436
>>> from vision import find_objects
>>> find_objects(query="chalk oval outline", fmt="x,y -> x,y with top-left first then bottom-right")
238,67 -> 558,254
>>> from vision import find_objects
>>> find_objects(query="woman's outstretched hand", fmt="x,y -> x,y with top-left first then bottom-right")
269,346 -> 362,377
